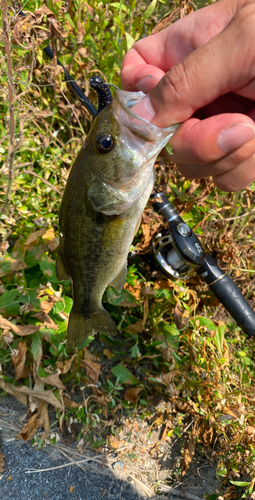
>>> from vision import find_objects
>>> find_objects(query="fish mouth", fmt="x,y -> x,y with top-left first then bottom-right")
113,89 -> 180,143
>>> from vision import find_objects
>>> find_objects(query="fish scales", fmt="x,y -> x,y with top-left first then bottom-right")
57,90 -> 179,347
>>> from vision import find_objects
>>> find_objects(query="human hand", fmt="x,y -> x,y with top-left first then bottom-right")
121,0 -> 255,191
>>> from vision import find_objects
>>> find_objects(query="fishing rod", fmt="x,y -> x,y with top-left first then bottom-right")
52,61 -> 255,335
151,191 -> 255,336
18,8 -> 255,336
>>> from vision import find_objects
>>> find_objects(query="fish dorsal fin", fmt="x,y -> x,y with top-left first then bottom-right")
56,250 -> 69,281
109,262 -> 127,293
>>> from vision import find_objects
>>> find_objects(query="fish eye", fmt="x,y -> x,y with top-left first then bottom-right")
95,134 -> 114,154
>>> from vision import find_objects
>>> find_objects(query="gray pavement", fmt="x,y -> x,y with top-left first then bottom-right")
0,439 -> 146,500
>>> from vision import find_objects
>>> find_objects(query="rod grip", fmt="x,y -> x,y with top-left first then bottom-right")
210,274 -> 255,335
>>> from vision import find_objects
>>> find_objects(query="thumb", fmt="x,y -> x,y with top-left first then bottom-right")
132,4 -> 255,127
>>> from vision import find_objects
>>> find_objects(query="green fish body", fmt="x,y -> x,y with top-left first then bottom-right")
57,90 -> 178,347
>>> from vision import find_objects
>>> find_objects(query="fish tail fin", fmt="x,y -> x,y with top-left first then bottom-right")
67,308 -> 118,348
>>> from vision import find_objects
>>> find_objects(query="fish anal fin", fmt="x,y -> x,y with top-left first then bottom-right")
109,262 -> 127,293
56,250 -> 69,281
67,308 -> 118,348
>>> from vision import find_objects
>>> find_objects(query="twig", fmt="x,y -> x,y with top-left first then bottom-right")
25,454 -> 104,473
126,472 -> 153,497
22,170 -> 63,195
2,0 -> 16,214
158,485 -> 204,500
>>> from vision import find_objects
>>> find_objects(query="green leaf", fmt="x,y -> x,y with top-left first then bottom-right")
196,317 -> 216,330
106,287 -> 137,306
92,439 -> 104,448
130,344 -> 141,358
110,2 -> 128,12
100,334 -> 126,346
143,0 -> 157,19
39,254 -> 58,283
214,324 -> 226,356
0,288 -> 27,316
125,32 -> 135,51
111,364 -> 138,384
31,333 -> 42,361
165,143 -> 173,156
230,481 -> 250,487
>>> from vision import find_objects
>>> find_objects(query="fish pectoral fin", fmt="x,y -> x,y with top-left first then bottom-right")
56,250 -> 69,281
67,308 -> 118,348
109,262 -> 127,293
87,180 -> 131,215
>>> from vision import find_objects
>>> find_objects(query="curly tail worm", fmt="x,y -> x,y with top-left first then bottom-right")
89,76 -> 113,114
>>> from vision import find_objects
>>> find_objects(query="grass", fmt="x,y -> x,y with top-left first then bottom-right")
1,1 -> 255,499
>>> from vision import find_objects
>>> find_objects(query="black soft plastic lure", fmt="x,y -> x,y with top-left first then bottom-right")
89,76 -> 113,114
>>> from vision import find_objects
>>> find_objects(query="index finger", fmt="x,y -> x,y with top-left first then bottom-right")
121,46 -> 165,91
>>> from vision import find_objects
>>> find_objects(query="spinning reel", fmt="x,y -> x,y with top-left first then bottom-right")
151,191 -> 255,336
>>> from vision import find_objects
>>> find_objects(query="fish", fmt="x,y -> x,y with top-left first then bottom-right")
56,87 -> 179,348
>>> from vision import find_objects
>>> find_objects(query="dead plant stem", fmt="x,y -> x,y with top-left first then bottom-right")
2,0 -> 15,215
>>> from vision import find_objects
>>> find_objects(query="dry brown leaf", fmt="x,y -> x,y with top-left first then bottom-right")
47,238 -> 59,252
56,354 -> 76,374
78,47 -> 88,58
0,316 -> 41,336
22,228 -> 46,255
92,394 -> 110,406
42,228 -> 59,252
182,434 -> 195,475
0,257 -> 27,277
109,440 -> 126,449
0,447 -> 5,473
41,227 -> 55,240
126,319 -> 144,334
16,400 -> 50,441
11,341 -> 27,380
154,278 -> 173,290
40,372 -> 65,390
140,223 -> 152,251
102,349 -> 115,359
38,401 -> 50,436
124,283 -> 141,301
174,302 -> 183,330
37,285 -> 62,314
16,412 -> 39,441
33,311 -> 59,330
222,406 -> 242,419
182,420 -> 199,475
63,397 -> 79,408
0,379 -> 63,410
81,349 -> 101,384
124,387 -> 142,404
161,371 -> 179,386
152,0 -> 193,34
1,329 -> 14,344
143,295 -> 149,326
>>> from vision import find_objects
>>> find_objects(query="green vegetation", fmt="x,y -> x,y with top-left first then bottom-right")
1,1 -> 255,498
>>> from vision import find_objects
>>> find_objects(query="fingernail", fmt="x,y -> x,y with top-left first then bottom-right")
218,122 -> 255,152
136,75 -> 158,93
132,94 -> 156,122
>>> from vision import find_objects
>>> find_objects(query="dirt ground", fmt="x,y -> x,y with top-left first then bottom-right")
0,395 -> 219,500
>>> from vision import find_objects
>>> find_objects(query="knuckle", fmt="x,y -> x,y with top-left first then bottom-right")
233,4 -> 255,35
164,61 -> 190,103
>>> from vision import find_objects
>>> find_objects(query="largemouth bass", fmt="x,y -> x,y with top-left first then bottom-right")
57,89 -> 178,347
